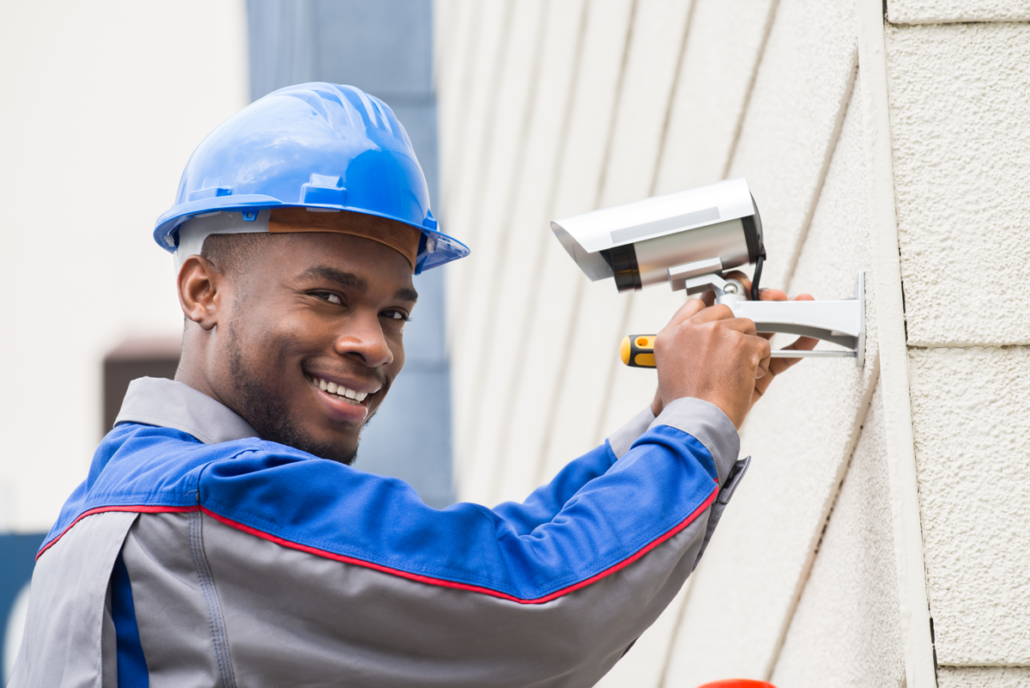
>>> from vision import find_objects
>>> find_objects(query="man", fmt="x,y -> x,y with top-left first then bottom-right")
12,83 -> 813,687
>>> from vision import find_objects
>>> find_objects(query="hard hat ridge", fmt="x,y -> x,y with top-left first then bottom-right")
154,82 -> 468,273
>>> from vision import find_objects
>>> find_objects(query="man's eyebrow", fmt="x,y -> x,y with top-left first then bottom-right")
395,287 -> 419,303
299,267 -> 368,291
299,266 -> 417,302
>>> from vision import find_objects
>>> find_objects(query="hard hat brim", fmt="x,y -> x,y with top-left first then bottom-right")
154,196 -> 469,275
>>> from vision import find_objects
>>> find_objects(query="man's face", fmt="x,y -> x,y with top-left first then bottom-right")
213,232 -> 417,464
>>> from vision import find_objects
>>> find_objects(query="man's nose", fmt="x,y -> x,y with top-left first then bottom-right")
333,313 -> 394,368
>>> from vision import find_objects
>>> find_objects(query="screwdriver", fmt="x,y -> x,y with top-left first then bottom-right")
620,333 -> 849,368
620,335 -> 657,368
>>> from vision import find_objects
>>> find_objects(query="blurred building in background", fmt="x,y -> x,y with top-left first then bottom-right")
436,1 -> 1030,687
0,2 -> 248,679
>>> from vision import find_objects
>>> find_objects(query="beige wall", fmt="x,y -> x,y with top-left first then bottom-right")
0,0 -> 249,531
438,1 -> 1028,685
886,8 -> 1030,685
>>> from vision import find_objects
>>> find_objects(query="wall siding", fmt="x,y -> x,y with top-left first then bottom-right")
472,0 -> 589,506
771,383 -> 906,688
486,0 -> 636,504
539,0 -> 696,485
436,0 -> 1029,684
663,72 -> 881,686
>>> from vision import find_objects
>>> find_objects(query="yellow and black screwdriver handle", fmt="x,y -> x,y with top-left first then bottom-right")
620,335 -> 658,368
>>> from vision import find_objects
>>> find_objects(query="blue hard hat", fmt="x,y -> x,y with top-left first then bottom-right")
153,83 -> 468,273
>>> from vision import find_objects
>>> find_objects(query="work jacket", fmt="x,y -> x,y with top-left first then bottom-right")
10,377 -> 748,688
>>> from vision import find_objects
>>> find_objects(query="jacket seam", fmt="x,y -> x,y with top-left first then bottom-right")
199,482 -> 713,593
200,485 -> 718,604
188,510 -> 237,688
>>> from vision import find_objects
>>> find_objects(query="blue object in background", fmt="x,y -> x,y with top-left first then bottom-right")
246,0 -> 455,507
1,533 -> 44,684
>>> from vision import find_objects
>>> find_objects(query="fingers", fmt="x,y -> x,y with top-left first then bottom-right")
767,332 -> 818,376
751,336 -> 772,369
667,297 -> 707,326
758,288 -> 787,301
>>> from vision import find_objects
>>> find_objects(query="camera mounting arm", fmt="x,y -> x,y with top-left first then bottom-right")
619,271 -> 866,369
677,271 -> 866,366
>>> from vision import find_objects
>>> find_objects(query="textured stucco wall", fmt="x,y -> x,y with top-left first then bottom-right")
937,667 -> 1030,688
909,348 -> 1030,664
886,22 -> 1030,348
888,0 -> 1030,24
886,19 -> 1030,672
435,0 -> 930,684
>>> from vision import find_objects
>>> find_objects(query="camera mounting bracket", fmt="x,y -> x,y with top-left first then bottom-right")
677,271 -> 865,368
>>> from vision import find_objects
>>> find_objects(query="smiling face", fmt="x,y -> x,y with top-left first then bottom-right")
176,230 -> 417,464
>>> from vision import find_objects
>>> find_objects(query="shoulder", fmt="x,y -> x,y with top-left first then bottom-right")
45,424 -> 316,551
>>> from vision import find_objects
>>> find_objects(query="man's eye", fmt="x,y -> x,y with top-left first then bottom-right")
314,292 -> 343,305
382,309 -> 409,322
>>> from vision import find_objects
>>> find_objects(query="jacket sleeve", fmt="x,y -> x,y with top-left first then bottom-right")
173,397 -> 745,687
490,403 -> 656,535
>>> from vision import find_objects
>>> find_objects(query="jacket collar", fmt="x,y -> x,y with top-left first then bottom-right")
114,377 -> 259,445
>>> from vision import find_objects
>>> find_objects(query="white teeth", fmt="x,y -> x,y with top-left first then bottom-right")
311,376 -> 370,404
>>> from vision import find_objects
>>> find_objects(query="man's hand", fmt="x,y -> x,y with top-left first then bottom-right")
650,299 -> 771,429
727,273 -> 818,407
650,275 -> 818,424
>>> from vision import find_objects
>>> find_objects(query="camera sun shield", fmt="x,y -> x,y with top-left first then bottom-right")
550,178 -> 763,291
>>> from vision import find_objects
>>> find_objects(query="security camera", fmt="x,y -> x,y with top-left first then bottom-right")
551,179 -> 865,367
551,178 -> 766,297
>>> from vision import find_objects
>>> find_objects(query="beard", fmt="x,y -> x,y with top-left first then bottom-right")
225,321 -> 363,465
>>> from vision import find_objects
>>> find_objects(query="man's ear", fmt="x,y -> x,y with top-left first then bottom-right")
178,255 -> 222,330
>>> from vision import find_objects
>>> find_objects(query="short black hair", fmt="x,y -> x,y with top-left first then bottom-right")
200,232 -> 280,278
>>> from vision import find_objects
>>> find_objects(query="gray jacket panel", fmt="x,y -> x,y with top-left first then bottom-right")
118,506 -> 711,688
9,511 -> 137,688
121,511 -> 236,688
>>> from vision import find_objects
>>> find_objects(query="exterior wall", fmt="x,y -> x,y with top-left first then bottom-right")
0,0 -> 249,533
436,0 -> 921,685
887,0 -> 1030,25
886,15 -> 1030,680
772,383 -> 905,688
439,1 -> 1029,685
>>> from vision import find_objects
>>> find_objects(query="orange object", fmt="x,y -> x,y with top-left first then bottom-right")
620,334 -> 657,368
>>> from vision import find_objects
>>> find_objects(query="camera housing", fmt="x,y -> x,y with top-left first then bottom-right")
550,178 -> 764,292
